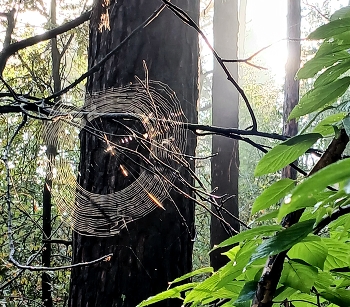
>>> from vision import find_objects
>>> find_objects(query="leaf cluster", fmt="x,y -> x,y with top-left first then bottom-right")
138,5 -> 350,307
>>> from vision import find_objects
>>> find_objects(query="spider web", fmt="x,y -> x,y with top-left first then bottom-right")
44,80 -> 188,237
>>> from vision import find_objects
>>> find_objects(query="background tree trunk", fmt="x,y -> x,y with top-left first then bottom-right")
210,0 -> 240,271
42,0 -> 60,305
282,0 -> 301,180
68,1 -> 199,306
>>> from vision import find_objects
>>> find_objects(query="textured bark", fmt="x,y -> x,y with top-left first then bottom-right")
210,0 -> 240,271
68,1 -> 199,306
281,0 -> 301,180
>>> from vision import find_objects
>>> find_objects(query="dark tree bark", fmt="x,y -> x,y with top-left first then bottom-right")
281,0 -> 301,180
68,1 -> 199,306
210,0 -> 240,271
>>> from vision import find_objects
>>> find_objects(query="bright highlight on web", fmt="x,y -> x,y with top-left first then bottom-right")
44,79 -> 188,237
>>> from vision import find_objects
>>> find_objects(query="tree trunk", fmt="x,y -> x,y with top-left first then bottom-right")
42,1 -> 61,305
281,0 -> 300,180
210,0 -> 240,271
68,1 -> 199,306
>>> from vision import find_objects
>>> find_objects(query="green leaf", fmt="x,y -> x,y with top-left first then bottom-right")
251,179 -> 295,214
215,225 -> 282,249
249,219 -> 315,264
280,259 -> 318,293
289,292 -> 327,307
254,209 -> 278,222
288,235 -> 328,269
170,267 -> 213,286
137,282 -> 197,306
313,112 -> 347,136
254,134 -> 321,176
184,259 -> 246,304
222,245 -> 240,261
278,159 -> 350,219
343,116 -> 350,137
331,6 -> 350,21
323,238 -> 350,271
314,59 -> 350,87
308,18 -> 350,39
319,289 -> 350,306
274,285 -> 297,301
234,281 -> 257,304
331,270 -> 350,288
289,77 -> 350,119
201,281 -> 243,304
297,50 -> 350,79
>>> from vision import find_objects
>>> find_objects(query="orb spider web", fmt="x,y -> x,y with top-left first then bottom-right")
44,79 -> 188,237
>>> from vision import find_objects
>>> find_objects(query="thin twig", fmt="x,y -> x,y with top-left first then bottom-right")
161,0 -> 258,131
44,4 -> 166,103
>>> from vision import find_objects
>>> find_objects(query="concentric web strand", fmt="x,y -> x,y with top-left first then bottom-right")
44,80 -> 188,236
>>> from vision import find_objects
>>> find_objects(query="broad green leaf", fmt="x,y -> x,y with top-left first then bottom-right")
331,270 -> 350,288
274,285 -> 297,301
313,112 -> 347,136
254,209 -> 278,222
201,281 -> 243,303
242,258 -> 265,281
170,267 -> 213,285
184,244 -> 257,305
278,159 -> 350,219
137,282 -> 197,306
308,18 -> 350,39
249,219 -> 315,264
289,292 -> 327,307
331,6 -> 350,21
319,289 -> 350,306
298,106 -> 335,135
280,259 -> 318,293
317,40 -> 350,57
215,225 -> 282,249
251,179 -> 295,214
329,214 -> 350,230
314,59 -> 350,87
297,50 -> 350,79
222,245 -> 240,261
184,259 -> 246,304
254,134 -> 321,176
288,235 -> 328,269
289,77 -> 350,119
234,281 -> 257,304
323,238 -> 350,271
343,116 -> 350,137
315,271 -> 338,289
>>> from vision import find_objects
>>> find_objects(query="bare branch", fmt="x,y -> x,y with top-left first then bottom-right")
3,9 -> 16,50
44,4 -> 166,103
9,253 -> 113,272
161,0 -> 258,131
0,10 -> 92,75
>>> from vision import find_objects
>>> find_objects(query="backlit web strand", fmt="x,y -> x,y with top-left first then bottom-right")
45,80 -> 188,237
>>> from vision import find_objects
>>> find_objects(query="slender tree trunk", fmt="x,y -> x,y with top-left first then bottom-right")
238,0 -> 247,59
281,0 -> 301,180
251,3 -> 301,305
68,1 -> 199,306
210,0 -> 240,271
42,1 -> 61,305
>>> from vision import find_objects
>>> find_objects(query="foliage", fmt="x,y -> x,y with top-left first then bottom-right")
0,1 -> 87,305
138,5 -> 350,307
